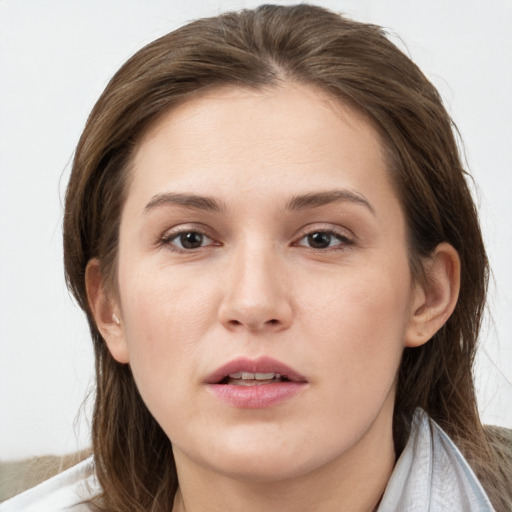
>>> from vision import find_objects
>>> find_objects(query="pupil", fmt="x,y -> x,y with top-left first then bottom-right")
181,232 -> 203,249
308,232 -> 331,248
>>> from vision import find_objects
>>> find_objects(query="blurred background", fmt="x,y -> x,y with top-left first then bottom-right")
1,0 -> 511,460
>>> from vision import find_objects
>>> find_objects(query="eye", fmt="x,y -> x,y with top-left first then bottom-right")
163,230 -> 215,251
296,230 -> 351,250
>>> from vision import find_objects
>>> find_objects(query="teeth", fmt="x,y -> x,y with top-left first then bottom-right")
228,372 -> 281,380
255,372 -> 278,380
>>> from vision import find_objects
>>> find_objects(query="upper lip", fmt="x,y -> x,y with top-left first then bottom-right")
205,356 -> 308,384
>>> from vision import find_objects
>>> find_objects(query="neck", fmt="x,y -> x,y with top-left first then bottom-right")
172,402 -> 395,512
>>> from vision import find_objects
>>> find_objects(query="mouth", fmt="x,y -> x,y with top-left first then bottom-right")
205,357 -> 307,408
218,372 -> 291,386
205,356 -> 307,386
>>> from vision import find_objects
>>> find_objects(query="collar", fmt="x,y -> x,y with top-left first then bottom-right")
377,409 -> 495,511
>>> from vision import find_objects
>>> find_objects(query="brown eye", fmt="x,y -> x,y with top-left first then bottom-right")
297,230 -> 351,250
179,232 -> 204,249
166,231 -> 212,250
307,232 -> 333,249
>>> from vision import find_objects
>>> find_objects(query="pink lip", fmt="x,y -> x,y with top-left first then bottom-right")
205,356 -> 307,384
205,356 -> 308,409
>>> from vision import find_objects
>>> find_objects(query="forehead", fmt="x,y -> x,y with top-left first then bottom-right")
137,83 -> 383,155
127,83 -> 397,213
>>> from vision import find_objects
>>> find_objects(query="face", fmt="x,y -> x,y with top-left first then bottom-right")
112,84 -> 420,482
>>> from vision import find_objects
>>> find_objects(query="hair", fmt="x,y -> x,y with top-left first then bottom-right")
63,4 -> 510,511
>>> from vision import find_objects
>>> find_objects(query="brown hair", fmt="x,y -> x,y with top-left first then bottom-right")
63,4 -> 510,511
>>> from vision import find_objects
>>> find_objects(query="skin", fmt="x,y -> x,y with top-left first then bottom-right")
87,83 -> 460,512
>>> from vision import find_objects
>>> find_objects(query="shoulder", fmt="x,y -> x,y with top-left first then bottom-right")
482,424 -> 512,508
484,424 -> 512,463
0,455 -> 99,512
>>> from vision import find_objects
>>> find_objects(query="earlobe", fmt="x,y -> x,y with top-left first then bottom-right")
85,259 -> 130,363
405,243 -> 461,348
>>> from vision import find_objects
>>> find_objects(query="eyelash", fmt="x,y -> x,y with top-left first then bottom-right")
159,228 -> 218,253
294,228 -> 354,251
159,227 -> 354,253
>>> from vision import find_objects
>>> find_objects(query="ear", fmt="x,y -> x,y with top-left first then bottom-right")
405,243 -> 461,348
85,259 -> 130,363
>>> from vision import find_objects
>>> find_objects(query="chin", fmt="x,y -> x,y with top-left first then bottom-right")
207,449 -> 321,484
187,424 -> 351,484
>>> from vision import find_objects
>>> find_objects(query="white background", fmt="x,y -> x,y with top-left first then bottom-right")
1,0 -> 511,460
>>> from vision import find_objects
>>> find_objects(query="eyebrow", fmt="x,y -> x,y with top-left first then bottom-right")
286,189 -> 375,214
144,189 -> 374,215
144,192 -> 226,213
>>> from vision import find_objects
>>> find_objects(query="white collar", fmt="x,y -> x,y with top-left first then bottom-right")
378,409 -> 495,511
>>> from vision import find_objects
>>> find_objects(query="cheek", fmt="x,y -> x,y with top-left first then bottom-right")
299,258 -> 412,391
121,261 -> 215,336
117,264 -> 219,397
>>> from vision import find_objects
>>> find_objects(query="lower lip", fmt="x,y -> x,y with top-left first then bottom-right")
207,382 -> 306,408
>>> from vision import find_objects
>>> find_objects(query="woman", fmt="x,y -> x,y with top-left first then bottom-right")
2,4 -> 510,511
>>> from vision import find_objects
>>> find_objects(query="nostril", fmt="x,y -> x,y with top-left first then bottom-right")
226,318 -> 280,329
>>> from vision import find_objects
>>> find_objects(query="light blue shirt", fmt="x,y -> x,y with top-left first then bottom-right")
1,410 -> 495,511
377,409 -> 495,511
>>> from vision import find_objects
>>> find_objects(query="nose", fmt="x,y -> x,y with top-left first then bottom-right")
218,242 -> 293,333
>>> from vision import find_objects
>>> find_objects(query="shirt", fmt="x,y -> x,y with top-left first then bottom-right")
0,410 -> 495,511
